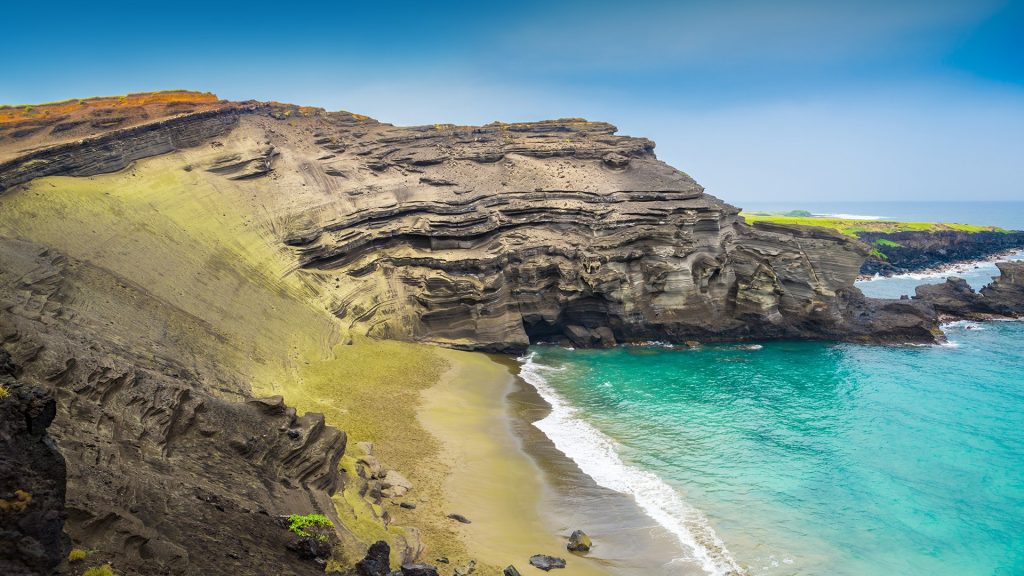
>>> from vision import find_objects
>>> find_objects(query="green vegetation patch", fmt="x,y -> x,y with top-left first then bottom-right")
82,565 -> 115,576
874,238 -> 903,248
741,212 -> 1005,237
288,513 -> 334,541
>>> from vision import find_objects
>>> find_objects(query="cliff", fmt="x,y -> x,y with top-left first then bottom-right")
3,91 -> 1013,574
859,230 -> 1024,276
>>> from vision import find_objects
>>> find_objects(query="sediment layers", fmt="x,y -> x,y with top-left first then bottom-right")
3,91 -> 1020,575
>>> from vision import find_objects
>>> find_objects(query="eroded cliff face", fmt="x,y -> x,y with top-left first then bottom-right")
0,93 -> 946,352
0,92 -> 970,574
0,237 -> 356,576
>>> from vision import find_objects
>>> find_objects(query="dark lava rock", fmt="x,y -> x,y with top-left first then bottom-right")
529,555 -> 567,571
447,513 -> 472,524
400,563 -> 440,576
356,540 -> 392,576
399,501 -> 417,509
0,350 -> 69,576
566,529 -> 592,552
287,535 -> 332,562
503,566 -> 523,576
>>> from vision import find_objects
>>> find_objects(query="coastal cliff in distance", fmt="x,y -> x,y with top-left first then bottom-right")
0,91 -> 943,352
1,91 -> 1021,576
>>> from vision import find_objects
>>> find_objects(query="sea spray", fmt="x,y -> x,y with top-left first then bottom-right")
519,352 -> 744,576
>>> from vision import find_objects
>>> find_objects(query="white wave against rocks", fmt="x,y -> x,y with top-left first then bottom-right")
519,352 -> 745,576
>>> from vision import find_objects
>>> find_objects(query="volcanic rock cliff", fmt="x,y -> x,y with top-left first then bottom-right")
6,91 -> 1015,575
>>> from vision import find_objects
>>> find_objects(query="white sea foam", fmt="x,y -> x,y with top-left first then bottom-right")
519,353 -> 744,576
857,249 -> 1024,285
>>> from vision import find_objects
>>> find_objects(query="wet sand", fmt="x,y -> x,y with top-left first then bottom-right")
420,349 -> 694,575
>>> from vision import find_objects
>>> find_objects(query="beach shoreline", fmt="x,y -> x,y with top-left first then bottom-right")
418,349 -> 692,575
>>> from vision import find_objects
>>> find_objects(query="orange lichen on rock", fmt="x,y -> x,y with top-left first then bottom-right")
0,91 -> 220,125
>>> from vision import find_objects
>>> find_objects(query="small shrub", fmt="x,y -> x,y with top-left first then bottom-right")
0,385 -> 9,399
68,548 -> 89,562
82,565 -> 115,576
874,238 -> 902,248
287,513 -> 335,542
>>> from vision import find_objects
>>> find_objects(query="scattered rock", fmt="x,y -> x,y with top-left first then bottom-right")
435,557 -> 449,564
400,563 -> 440,576
381,470 -> 413,498
399,501 -> 417,509
503,566 -> 522,576
529,555 -> 567,571
454,559 -> 476,575
355,540 -> 391,576
447,513 -> 472,524
567,530 -> 592,552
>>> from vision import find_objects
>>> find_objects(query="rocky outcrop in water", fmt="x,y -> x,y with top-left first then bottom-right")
0,349 -> 68,576
913,261 -> 1024,319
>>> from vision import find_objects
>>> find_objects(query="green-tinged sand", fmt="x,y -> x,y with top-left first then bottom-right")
420,350 -> 614,575
0,154 -> 618,571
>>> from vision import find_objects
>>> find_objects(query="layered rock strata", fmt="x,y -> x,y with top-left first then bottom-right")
0,237 -> 352,576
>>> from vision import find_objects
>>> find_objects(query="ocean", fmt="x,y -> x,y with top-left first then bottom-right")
520,322 -> 1024,576
516,201 -> 1024,575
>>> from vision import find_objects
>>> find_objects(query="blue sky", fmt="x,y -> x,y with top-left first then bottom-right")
4,0 -> 1023,202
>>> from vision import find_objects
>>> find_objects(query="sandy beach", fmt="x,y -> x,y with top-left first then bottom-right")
419,349 -> 692,576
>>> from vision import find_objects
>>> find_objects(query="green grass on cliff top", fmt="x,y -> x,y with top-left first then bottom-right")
740,212 -> 1005,237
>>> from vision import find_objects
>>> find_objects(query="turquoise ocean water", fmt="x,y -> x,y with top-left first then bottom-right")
521,321 -> 1024,576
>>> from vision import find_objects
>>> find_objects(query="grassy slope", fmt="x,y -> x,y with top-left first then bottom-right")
0,154 -> 465,565
740,212 -> 1004,236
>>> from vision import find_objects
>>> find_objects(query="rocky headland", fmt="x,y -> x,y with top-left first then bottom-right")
1,91 -> 1023,575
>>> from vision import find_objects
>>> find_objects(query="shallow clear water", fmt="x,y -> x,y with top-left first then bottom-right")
523,322 -> 1024,576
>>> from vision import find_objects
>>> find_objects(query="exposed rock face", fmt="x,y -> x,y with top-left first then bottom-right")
0,106 -> 245,192
0,349 -> 68,576
859,231 -> 1024,276
272,115 -> 942,351
0,238 -> 349,576
913,261 -> 1024,319
0,92 -> 952,352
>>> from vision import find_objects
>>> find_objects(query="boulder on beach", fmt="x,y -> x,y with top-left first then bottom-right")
447,513 -> 472,524
529,555 -> 567,571
503,566 -> 522,576
567,529 -> 592,552
355,540 -> 391,576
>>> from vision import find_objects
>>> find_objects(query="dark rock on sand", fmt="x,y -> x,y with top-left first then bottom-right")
400,563 -> 440,576
503,566 -> 523,576
447,513 -> 472,524
400,501 -> 417,509
356,540 -> 392,576
529,555 -> 567,571
567,530 -> 592,552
